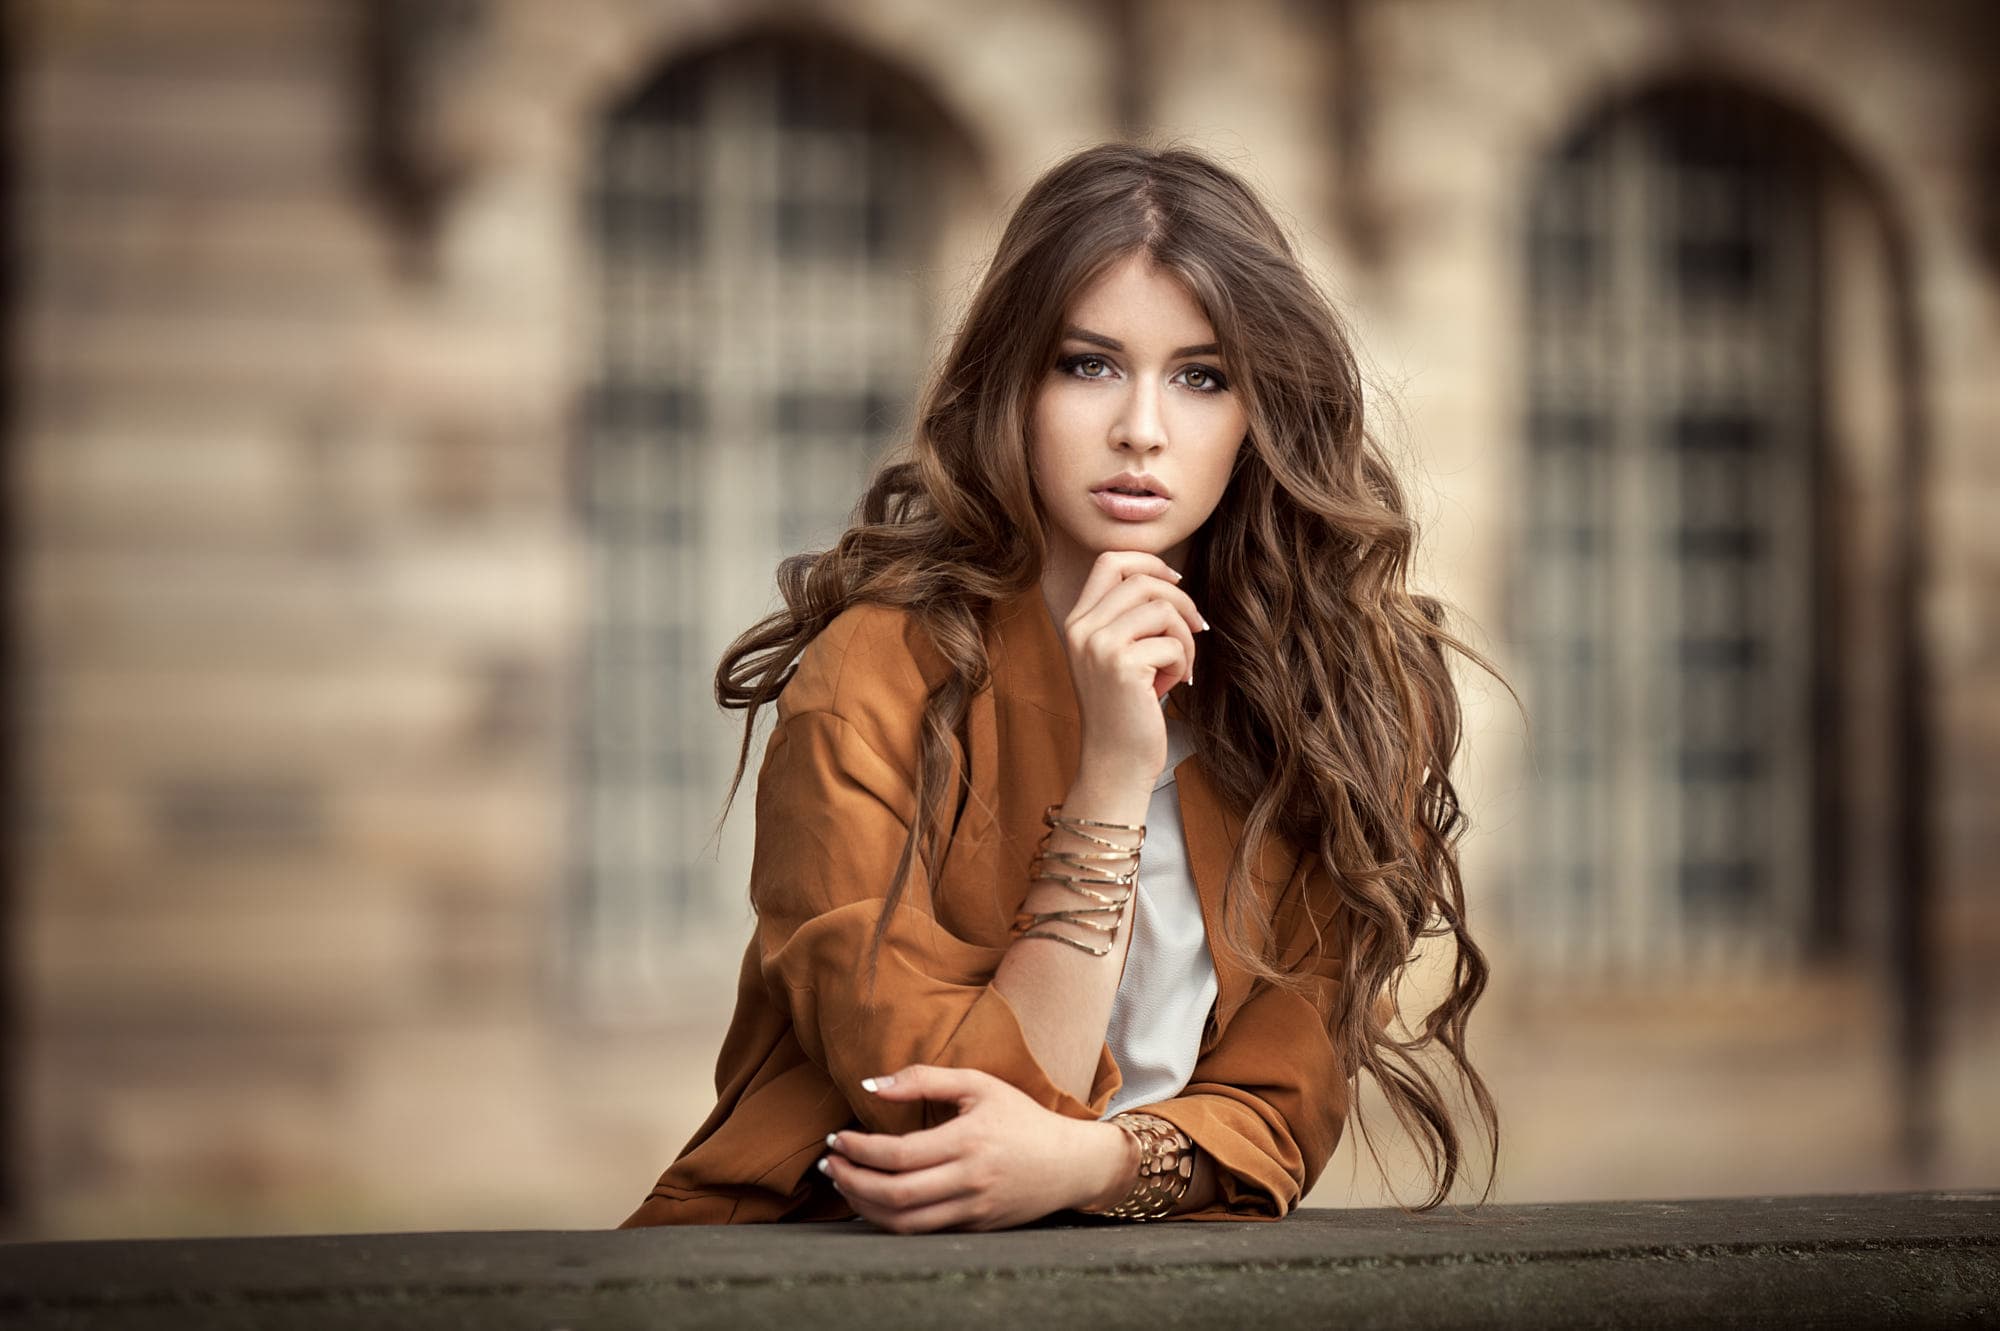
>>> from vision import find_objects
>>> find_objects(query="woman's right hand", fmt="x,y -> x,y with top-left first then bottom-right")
1060,550 -> 1208,785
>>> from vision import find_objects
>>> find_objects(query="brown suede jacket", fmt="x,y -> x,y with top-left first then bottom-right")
619,584 -> 1353,1226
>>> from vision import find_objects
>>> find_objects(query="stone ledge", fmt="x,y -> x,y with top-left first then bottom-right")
1,1190 -> 1994,1329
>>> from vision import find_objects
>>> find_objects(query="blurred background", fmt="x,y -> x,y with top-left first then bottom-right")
2,0 -> 1995,1239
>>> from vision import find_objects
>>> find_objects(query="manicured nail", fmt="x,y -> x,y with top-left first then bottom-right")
1168,570 -> 1184,581
825,1132 -> 840,1149
816,1155 -> 832,1175
861,1075 -> 895,1092
1198,617 -> 1210,632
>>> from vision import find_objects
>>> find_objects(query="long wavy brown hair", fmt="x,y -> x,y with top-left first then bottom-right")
714,140 -> 1516,1213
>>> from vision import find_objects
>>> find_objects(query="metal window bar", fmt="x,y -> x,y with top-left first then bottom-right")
1519,87 -> 1819,976
570,40 -> 938,1016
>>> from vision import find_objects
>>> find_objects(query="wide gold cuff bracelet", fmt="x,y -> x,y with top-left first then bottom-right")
1079,1111 -> 1194,1220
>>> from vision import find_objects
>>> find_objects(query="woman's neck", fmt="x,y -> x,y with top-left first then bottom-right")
1039,558 -> 1090,632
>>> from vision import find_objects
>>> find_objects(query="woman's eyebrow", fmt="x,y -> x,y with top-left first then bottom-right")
1062,325 -> 1221,358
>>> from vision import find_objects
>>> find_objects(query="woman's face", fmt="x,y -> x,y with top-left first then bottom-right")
1028,250 -> 1248,590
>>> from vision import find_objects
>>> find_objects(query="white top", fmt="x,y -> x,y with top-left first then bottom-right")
1102,712 -> 1217,1118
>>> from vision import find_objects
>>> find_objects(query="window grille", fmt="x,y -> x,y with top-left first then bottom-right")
570,37 -> 944,1015
1516,86 -> 1822,972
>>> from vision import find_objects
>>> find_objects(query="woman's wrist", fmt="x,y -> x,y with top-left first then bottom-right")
1070,1117 -> 1143,1213
1063,765 -> 1154,824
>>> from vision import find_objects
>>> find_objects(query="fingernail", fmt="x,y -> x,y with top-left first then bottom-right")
861,1074 -> 895,1092
1198,617 -> 1210,632
1169,570 -> 1184,581
825,1132 -> 840,1149
816,1155 -> 832,1175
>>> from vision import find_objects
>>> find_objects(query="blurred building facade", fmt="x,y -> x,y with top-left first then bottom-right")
5,0 -> 1996,1237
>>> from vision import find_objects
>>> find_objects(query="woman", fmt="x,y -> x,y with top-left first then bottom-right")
619,141 -> 1508,1232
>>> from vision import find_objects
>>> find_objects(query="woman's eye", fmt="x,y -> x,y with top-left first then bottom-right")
1180,365 -> 1229,392
1058,353 -> 1112,379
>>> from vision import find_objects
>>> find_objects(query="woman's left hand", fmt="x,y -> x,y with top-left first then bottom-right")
820,1064 -> 1134,1233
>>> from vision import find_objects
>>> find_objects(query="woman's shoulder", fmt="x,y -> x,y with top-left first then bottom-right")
774,599 -> 957,761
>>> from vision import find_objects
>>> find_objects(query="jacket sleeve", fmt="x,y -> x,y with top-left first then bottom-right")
1130,857 -> 1358,1220
748,705 -> 1122,1135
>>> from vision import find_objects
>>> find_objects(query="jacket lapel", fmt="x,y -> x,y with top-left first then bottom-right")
984,587 -> 1082,929
1169,746 -> 1255,1034
988,584 -> 1079,724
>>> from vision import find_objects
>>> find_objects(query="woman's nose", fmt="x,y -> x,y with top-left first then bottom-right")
1112,381 -> 1168,454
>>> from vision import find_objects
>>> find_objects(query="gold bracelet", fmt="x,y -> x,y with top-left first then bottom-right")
1034,849 -> 1141,872
1012,904 -> 1124,934
1011,906 -> 1125,954
1079,1112 -> 1194,1220
1034,815 -> 1143,893
1036,847 -> 1142,866
1010,886 -> 1130,956
1042,805 -> 1146,834
1031,857 -> 1138,893
1012,926 -> 1116,956
1042,806 -> 1146,848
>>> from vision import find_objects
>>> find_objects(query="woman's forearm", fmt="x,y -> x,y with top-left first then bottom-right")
992,767 -> 1229,1219
990,767 -> 1153,1101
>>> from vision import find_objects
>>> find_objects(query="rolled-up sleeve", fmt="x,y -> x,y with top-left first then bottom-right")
750,707 -> 1121,1134
1132,860 -> 1355,1220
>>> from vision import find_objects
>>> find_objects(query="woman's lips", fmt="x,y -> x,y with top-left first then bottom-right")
1090,489 -> 1170,521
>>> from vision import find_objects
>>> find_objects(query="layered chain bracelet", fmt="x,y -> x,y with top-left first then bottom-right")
1008,804 -> 1145,957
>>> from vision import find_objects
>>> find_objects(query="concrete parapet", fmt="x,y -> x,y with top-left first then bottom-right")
0,1191 -> 1994,1329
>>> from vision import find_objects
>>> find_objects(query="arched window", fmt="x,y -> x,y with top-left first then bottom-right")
569,34 -> 972,1015
1516,83 -> 1859,973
